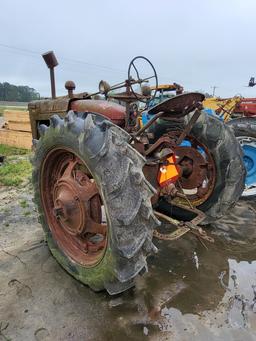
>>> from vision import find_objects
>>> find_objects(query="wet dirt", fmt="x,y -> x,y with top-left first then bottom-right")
0,182 -> 256,340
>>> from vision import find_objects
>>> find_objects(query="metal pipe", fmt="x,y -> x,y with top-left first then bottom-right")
84,75 -> 154,99
135,111 -> 164,137
50,68 -> 56,99
42,51 -> 58,99
176,108 -> 202,145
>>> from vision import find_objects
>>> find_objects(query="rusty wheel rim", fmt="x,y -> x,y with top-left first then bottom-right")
171,133 -> 216,206
40,148 -> 107,267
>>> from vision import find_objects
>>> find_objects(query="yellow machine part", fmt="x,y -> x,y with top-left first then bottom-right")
150,84 -> 180,91
138,116 -> 143,128
203,97 -> 241,122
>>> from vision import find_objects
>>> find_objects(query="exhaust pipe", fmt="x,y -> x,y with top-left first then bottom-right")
42,51 -> 58,99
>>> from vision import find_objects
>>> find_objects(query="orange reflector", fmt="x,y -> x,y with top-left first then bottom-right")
158,155 -> 180,187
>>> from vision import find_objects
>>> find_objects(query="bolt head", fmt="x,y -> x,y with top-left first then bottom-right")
65,80 -> 76,91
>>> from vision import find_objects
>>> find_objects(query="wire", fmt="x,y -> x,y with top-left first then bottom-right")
0,43 -> 39,55
0,43 -> 126,75
0,42 -> 181,84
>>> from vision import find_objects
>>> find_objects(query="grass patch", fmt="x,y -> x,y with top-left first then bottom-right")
0,105 -> 27,116
0,144 -> 32,187
0,159 -> 32,186
0,144 -> 30,156
20,199 -> 29,208
2,207 -> 10,214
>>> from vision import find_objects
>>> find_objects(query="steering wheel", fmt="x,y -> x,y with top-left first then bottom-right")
128,56 -> 158,103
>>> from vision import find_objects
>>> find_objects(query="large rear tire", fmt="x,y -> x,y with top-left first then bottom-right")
226,117 -> 256,138
156,112 -> 246,223
227,117 -> 256,197
32,111 -> 159,294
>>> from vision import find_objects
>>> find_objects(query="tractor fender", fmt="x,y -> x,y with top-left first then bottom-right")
71,99 -> 125,127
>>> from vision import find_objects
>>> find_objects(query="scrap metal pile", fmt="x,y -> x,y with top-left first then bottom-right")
29,53 -> 251,294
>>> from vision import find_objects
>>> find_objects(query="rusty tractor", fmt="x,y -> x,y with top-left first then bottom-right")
29,53 -> 245,294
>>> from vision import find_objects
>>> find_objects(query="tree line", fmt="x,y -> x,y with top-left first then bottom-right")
0,82 -> 40,102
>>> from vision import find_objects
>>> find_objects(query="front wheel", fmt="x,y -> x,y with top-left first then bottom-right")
32,111 -> 159,294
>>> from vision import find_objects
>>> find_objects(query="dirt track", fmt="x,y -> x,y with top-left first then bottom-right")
1,181 -> 256,340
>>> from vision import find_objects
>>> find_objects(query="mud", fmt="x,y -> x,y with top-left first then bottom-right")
0,182 -> 256,340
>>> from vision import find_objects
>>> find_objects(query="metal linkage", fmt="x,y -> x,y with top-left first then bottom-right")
153,202 -> 214,244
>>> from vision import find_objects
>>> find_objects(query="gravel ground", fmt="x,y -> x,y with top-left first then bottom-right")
0,181 -> 256,341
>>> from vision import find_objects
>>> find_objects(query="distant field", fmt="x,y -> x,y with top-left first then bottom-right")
0,105 -> 28,116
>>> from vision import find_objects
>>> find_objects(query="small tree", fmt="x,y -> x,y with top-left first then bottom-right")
0,82 -> 40,102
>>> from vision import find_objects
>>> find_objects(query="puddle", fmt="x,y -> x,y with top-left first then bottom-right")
100,198 -> 256,340
1,194 -> 256,340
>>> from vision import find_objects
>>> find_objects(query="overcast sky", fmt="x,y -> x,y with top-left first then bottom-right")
1,0 -> 256,98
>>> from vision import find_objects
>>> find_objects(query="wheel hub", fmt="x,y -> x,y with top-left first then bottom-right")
166,131 -> 216,205
238,136 -> 256,188
53,172 -> 100,236
176,146 -> 208,189
41,149 -> 107,266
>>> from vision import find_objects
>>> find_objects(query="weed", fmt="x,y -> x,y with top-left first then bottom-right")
19,200 -> 29,209
0,160 -> 32,186
0,105 -> 27,116
0,144 -> 29,157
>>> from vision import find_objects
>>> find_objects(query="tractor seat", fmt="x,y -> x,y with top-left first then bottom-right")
148,92 -> 205,118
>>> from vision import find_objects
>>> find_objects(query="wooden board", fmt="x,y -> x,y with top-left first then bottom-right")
3,110 -> 30,123
0,129 -> 32,149
7,121 -> 32,132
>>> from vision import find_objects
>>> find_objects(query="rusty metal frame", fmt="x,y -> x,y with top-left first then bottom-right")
153,205 -> 214,244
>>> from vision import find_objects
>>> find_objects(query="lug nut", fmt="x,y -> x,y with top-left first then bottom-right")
53,206 -> 64,217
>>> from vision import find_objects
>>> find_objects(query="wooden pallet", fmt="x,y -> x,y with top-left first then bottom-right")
0,129 -> 32,149
3,110 -> 30,123
0,110 -> 32,149
6,121 -> 31,132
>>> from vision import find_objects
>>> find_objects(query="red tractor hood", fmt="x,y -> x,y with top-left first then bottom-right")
71,99 -> 126,126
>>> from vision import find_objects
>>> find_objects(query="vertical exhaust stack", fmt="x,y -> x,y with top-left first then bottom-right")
42,51 -> 58,99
